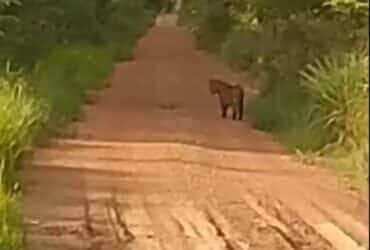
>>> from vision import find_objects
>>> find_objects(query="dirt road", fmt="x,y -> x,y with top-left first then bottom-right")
24,17 -> 369,250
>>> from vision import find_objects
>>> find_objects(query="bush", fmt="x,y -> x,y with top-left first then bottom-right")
196,1 -> 234,52
34,45 -> 114,130
0,0 -> 159,67
300,50 -> 369,149
100,0 -> 156,41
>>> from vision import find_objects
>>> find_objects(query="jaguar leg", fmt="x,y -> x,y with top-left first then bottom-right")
221,105 -> 227,118
232,107 -> 237,120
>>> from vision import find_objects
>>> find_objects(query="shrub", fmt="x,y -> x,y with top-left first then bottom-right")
0,0 -> 159,67
300,49 -> 369,149
196,1 -> 234,52
34,45 -> 115,130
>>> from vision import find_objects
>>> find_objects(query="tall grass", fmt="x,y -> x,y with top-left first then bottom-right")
300,50 -> 369,149
0,65 -> 47,192
0,65 -> 47,250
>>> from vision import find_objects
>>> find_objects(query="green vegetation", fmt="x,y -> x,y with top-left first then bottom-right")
0,191 -> 21,250
0,0 -> 160,248
179,0 -> 368,186
0,66 -> 41,250
34,46 -> 115,130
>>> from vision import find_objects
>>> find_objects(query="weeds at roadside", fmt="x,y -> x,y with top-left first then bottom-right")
0,63 -> 46,250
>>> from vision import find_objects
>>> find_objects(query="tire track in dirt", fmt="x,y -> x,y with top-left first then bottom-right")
26,188 -> 334,250
25,140 -> 366,249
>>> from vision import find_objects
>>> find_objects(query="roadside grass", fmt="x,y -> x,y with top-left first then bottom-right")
33,45 -> 115,132
0,65 -> 46,250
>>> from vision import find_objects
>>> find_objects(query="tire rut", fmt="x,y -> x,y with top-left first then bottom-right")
25,188 -> 340,250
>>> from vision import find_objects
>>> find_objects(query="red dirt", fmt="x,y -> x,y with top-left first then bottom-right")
24,23 -> 369,250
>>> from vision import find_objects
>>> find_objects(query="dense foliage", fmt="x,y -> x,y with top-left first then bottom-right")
0,0 -> 158,66
0,0 -> 160,248
179,0 -> 368,184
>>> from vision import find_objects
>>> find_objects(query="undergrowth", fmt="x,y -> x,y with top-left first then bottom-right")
34,45 -> 115,131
